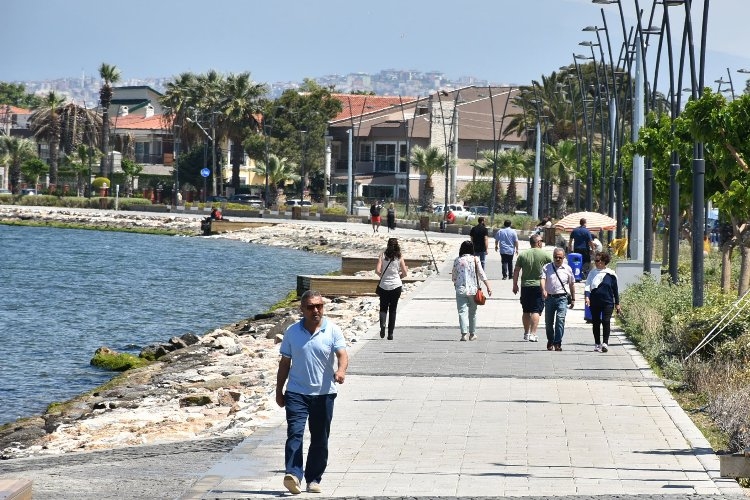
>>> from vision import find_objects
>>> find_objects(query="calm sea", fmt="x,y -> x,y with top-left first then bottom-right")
0,225 -> 339,425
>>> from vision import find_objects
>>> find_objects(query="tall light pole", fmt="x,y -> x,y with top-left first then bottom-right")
173,124 -> 180,207
262,105 -> 284,208
574,54 -> 595,211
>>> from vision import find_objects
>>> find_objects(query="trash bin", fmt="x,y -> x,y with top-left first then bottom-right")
420,216 -> 430,231
567,252 -> 583,282
98,197 -> 108,210
292,206 -> 302,220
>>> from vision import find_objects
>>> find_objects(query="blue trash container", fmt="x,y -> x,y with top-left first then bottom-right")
567,252 -> 583,282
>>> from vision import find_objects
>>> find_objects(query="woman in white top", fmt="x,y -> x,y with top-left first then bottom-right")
452,240 -> 492,341
376,238 -> 408,340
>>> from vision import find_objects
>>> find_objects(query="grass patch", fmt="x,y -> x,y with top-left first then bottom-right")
90,351 -> 152,371
268,290 -> 299,312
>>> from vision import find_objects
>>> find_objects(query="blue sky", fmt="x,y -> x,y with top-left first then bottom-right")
5,0 -> 750,93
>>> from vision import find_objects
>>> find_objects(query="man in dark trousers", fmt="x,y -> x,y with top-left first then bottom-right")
469,216 -> 489,270
276,290 -> 349,494
569,218 -> 595,278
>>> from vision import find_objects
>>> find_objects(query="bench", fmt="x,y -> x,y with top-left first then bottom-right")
340,256 -> 432,275
297,275 -> 425,297
0,479 -> 32,500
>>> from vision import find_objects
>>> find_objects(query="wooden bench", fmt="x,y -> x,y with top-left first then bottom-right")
340,256 -> 432,275
297,275 -> 425,297
0,479 -> 32,500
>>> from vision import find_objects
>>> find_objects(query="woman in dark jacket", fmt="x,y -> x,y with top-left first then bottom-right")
584,251 -> 622,353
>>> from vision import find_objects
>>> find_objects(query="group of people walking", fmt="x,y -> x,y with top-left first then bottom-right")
274,217 -> 622,495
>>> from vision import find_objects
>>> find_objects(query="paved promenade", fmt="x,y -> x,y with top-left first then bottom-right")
183,240 -> 745,499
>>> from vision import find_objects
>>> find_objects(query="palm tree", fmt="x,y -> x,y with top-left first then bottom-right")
20,157 -> 49,190
496,149 -> 532,214
252,154 -> 299,206
29,91 -> 66,186
545,140 -> 578,216
98,63 -> 121,178
60,144 -> 98,196
58,102 -> 102,156
219,72 -> 268,190
0,136 -> 36,193
410,145 -> 447,209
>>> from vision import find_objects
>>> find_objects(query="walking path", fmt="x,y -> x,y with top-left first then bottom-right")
183,241 -> 745,499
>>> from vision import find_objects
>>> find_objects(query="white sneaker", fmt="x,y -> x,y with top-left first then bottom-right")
601,343 -> 609,353
594,344 -> 602,352
469,333 -> 477,341
523,333 -> 529,341
528,334 -> 538,342
460,334 -> 467,341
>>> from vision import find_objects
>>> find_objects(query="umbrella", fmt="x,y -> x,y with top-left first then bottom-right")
554,211 -> 617,232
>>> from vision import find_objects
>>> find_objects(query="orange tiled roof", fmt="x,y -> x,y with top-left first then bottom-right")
113,114 -> 170,131
1,104 -> 31,115
330,94 -> 416,122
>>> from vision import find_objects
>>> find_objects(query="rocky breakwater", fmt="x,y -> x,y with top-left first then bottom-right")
0,208 -> 452,460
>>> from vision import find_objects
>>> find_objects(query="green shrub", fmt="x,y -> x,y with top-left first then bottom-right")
91,177 -> 111,190
17,194 -> 59,206
324,205 -> 347,215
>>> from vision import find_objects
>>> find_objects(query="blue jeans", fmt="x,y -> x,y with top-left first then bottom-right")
456,293 -> 477,334
284,392 -> 337,484
545,295 -> 568,345
474,251 -> 487,270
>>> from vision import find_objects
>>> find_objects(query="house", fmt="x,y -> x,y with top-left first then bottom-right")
326,86 -> 528,205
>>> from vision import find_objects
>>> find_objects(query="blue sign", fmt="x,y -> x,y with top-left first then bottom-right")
200,168 -> 210,178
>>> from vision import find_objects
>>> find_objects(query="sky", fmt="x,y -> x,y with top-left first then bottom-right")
4,0 -> 750,93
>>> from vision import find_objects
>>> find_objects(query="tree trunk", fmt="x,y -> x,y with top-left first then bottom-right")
739,243 -> 750,298
720,242 -> 733,293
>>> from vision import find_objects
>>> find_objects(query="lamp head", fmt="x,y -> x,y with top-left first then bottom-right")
582,26 -> 603,32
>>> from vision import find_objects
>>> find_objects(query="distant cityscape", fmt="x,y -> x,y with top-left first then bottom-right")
11,69 -> 505,107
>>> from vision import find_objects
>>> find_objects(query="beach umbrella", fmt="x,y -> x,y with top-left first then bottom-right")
554,211 -> 617,232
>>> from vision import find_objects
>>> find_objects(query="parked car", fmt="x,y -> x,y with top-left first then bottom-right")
465,206 -> 489,222
207,195 -> 228,203
285,199 -> 312,207
20,188 -> 37,196
229,194 -> 263,208
0,188 -> 11,195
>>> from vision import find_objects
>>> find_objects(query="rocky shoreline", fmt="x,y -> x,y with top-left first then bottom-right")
0,206 -> 452,460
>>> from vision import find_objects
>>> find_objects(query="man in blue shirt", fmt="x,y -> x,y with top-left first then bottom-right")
568,218 -> 595,278
494,219 -> 519,280
277,290 -> 348,494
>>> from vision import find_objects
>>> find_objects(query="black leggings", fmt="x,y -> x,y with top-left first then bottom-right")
379,286 -> 402,334
590,303 -> 614,345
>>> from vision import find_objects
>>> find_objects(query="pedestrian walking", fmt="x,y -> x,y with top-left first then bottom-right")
569,218 -> 595,278
376,238 -> 408,340
370,201 -> 382,233
540,247 -> 576,351
494,219 -> 519,280
584,251 -> 622,353
276,290 -> 349,495
452,240 -> 492,341
469,216 -> 489,270
512,234 -> 552,343
386,202 -> 396,232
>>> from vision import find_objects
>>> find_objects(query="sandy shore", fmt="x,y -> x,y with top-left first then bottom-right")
0,206 -> 453,460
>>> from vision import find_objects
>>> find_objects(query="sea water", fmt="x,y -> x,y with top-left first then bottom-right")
0,225 -> 338,425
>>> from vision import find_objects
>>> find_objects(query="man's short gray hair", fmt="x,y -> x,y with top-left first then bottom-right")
300,290 -> 323,305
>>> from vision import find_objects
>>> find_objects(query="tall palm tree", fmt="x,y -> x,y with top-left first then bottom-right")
0,136 -> 36,193
219,72 -> 268,190
29,91 -> 66,186
496,148 -> 532,214
252,154 -> 299,206
545,139 -> 578,217
410,145 -> 447,209
99,63 -> 121,178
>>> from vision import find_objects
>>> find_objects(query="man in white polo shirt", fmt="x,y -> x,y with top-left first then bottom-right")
276,290 -> 348,494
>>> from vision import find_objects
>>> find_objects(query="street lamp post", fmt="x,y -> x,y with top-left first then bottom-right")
173,124 -> 180,207
574,54 -> 595,211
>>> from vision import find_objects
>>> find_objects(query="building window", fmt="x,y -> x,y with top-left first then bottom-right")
362,185 -> 395,201
358,143 -> 372,162
375,143 -> 397,172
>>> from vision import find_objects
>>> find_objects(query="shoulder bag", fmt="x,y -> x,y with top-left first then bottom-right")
474,258 -> 486,305
552,264 -> 573,305
376,257 -> 392,296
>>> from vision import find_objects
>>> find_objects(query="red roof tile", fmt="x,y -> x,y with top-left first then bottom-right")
330,94 -> 416,122
113,114 -> 171,131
